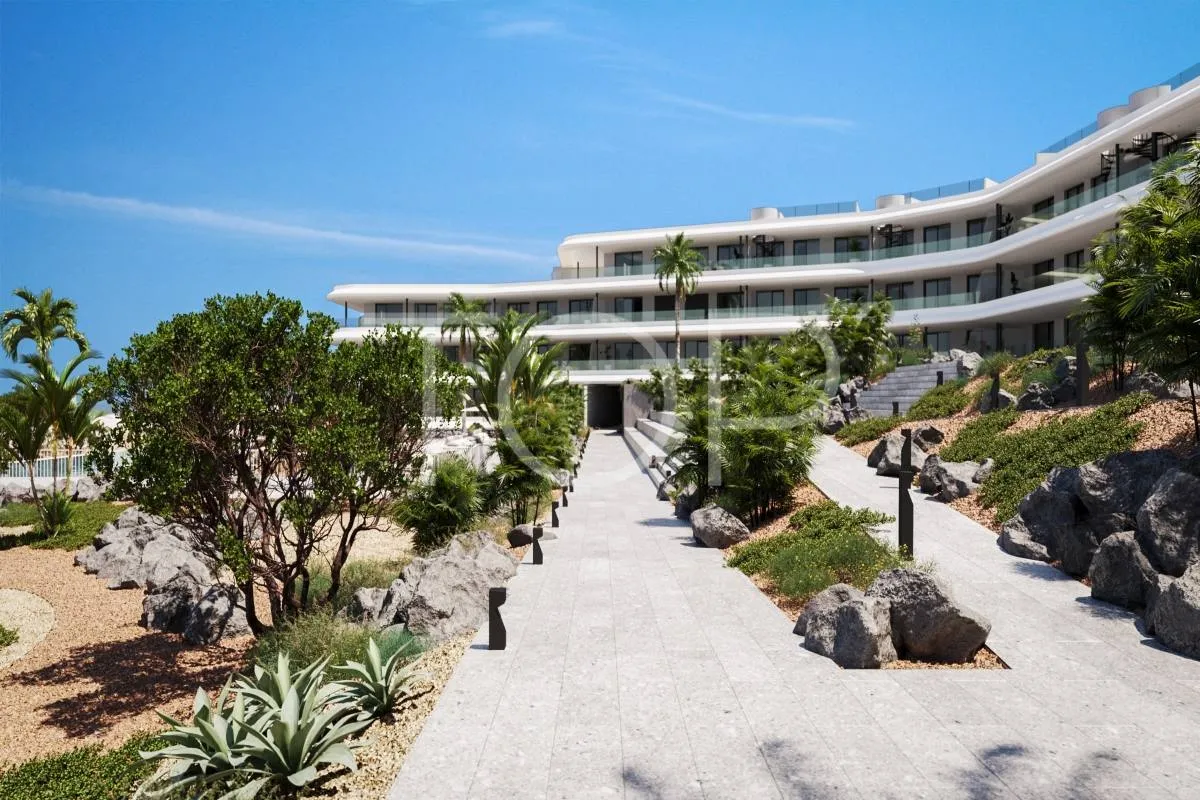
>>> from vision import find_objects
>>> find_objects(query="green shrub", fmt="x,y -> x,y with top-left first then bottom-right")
975,351 -> 1014,378
395,457 -> 484,553
728,501 -> 895,579
0,501 -> 124,551
0,734 -> 162,800
767,523 -> 912,600
0,623 -> 17,648
939,408 -> 1020,462
251,608 -> 424,671
977,391 -> 1153,520
0,502 -> 41,527
834,416 -> 900,446
305,557 -> 408,613
905,379 -> 970,421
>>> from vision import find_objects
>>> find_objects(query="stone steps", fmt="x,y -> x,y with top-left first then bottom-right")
637,416 -> 681,450
856,362 -> 955,416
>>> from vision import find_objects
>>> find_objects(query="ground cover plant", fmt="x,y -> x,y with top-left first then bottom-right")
0,500 -> 123,551
304,557 -> 409,614
728,501 -> 903,602
250,607 -> 424,671
0,622 -> 17,648
0,733 -> 162,800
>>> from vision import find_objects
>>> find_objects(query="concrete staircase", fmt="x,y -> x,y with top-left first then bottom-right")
622,409 -> 683,495
857,362 -> 954,417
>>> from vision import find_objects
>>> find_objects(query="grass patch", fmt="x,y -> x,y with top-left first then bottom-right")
728,501 -> 905,603
305,557 -> 409,613
250,607 -> 425,670
905,379 -> 970,421
0,502 -> 124,551
0,733 -> 162,800
0,623 -> 17,648
834,416 -> 901,446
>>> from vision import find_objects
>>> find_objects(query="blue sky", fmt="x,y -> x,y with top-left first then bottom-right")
2,0 -> 1198,363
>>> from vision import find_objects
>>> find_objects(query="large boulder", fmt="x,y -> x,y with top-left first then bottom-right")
1148,564 -> 1200,658
73,506 -> 215,591
870,432 -> 927,477
1016,383 -> 1056,411
919,456 -> 982,501
998,517 -> 1051,561
139,537 -> 214,591
820,404 -> 846,435
953,350 -> 983,378
1076,451 -> 1180,538
183,584 -> 250,645
690,506 -> 750,549
141,574 -> 204,634
1126,371 -> 1172,399
1135,469 -> 1200,577
973,459 -> 995,484
830,598 -> 897,669
674,487 -> 700,520
1089,532 -> 1157,609
793,583 -> 862,636
911,425 -> 944,451
866,568 -> 990,663
979,389 -> 1016,413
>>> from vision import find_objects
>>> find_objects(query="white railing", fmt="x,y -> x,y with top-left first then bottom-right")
3,452 -> 90,480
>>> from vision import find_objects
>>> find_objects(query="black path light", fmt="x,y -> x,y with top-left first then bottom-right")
488,587 -> 507,650
937,370 -> 944,386
1076,337 -> 1090,405
898,428 -> 915,557
532,525 -> 544,565
551,500 -> 560,528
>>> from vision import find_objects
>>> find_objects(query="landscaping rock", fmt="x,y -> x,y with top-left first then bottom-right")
1053,356 -> 1077,383
139,537 -> 214,591
1147,564 -> 1200,659
1056,522 -> 1103,578
920,456 -> 982,501
998,517 -> 1051,561
1126,370 -> 1172,399
345,587 -> 390,627
830,598 -> 897,669
793,583 -> 862,636
911,425 -> 944,451
183,584 -> 250,645
1136,469 -> 1200,577
953,350 -> 983,378
1051,375 -> 1077,405
1077,450 -> 1180,537
690,506 -> 750,549
506,523 -> 536,547
979,388 -> 1016,413
800,605 -> 838,659
74,506 -> 215,591
866,568 -> 990,663
1016,382 -> 1056,411
820,404 -> 846,435
973,459 -> 995,484
674,487 -> 700,520
871,432 -> 928,477
1089,532 -> 1157,609
141,574 -> 203,634
0,475 -> 109,503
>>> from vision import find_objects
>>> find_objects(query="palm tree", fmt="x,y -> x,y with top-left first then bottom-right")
0,390 -> 51,505
1,288 -> 89,361
440,292 -> 489,364
653,233 -> 704,369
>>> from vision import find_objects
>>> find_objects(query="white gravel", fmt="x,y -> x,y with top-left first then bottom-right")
0,588 -> 55,671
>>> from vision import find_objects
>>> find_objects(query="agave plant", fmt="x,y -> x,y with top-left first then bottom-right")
332,638 -> 431,720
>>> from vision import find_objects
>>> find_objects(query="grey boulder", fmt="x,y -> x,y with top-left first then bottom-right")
979,388 -> 1016,413
183,584 -> 250,645
1147,564 -> 1200,659
1076,450 -> 1180,537
794,583 -> 863,636
1089,532 -> 1157,609
998,517 -> 1051,561
1016,382 -> 1056,411
830,598 -> 897,669
911,425 -> 944,451
866,568 -> 990,663
690,506 -> 750,549
919,456 -> 982,501
1136,469 -> 1200,577
954,350 -> 983,378
141,575 -> 204,634
870,432 -> 927,477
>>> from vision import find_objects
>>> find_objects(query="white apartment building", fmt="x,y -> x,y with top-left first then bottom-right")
330,63 -> 1200,422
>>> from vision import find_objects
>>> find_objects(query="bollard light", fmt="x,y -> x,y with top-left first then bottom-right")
532,526 -> 544,565
488,587 -> 507,650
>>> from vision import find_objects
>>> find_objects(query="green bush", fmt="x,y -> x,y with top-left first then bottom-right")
905,379 -> 970,421
0,623 -> 17,648
834,415 -> 901,446
305,557 -> 408,613
727,501 -> 899,599
0,734 -> 162,800
250,608 -> 424,671
395,456 -> 484,553
977,391 -> 1153,520
0,501 -> 124,551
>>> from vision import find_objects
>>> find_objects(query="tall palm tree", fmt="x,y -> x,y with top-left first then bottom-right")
471,311 -> 551,426
653,233 -> 704,369
440,292 -> 489,364
0,390 -> 51,505
1,288 -> 89,361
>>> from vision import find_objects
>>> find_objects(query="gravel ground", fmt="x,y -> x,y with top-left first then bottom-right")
0,589 -> 54,671
0,544 -> 252,766
317,632 -> 473,798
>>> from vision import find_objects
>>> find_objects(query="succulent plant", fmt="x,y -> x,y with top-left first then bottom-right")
331,637 -> 430,720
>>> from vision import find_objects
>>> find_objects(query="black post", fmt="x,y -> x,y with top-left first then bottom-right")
569,476 -> 575,492
989,374 -> 1000,412
936,370 -> 944,386
561,487 -> 568,508
551,500 -> 560,528
898,429 -> 914,557
892,401 -> 900,417
1075,336 -> 1089,406
488,587 -> 507,650
532,526 -> 544,565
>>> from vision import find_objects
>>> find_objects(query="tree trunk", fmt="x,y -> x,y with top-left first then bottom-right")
242,577 -> 266,635
1190,380 -> 1198,443
674,287 -> 683,370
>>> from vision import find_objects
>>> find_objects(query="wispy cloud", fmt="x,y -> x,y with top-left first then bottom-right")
3,183 -> 549,265
649,91 -> 854,131
483,19 -> 565,39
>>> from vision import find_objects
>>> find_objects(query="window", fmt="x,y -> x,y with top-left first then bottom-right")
412,302 -> 438,320
1032,196 -> 1054,219
792,239 -> 820,264
923,223 -> 952,253
614,297 -> 643,317
664,340 -> 710,360
885,282 -> 914,300
567,343 -> 592,362
966,217 -> 988,246
1063,250 -> 1085,272
834,285 -> 868,302
925,330 -> 951,353
569,298 -> 594,316
967,274 -> 982,297
755,290 -> 785,311
374,302 -> 404,317
441,345 -> 459,362
716,244 -> 743,264
613,251 -> 643,276
923,278 -> 952,307
1064,183 -> 1085,211
691,246 -> 709,264
793,288 -> 821,310
717,291 -> 744,310
506,302 -> 529,314
1033,259 -> 1054,289
1033,321 -> 1055,350
753,239 -> 784,262
834,236 -> 868,262
536,300 -> 558,318
613,341 -> 647,362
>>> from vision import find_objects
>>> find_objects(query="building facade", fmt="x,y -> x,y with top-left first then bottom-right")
330,64 -> 1200,417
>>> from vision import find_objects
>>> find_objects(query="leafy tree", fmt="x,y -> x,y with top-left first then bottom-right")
653,233 -> 704,369
1076,241 -> 1137,391
0,389 -> 51,505
440,292 -> 489,362
824,295 -> 894,379
89,293 -> 464,630
1,287 -> 89,360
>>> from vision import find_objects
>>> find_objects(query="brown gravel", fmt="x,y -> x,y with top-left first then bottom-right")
316,633 -> 473,798
1131,398 -> 1199,453
0,546 -> 252,766
883,645 -> 1006,670
948,495 -> 1003,532
737,482 -> 827,545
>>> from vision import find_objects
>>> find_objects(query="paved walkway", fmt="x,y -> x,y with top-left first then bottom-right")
388,431 -> 1200,799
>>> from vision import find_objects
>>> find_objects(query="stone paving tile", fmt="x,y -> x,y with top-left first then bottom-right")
389,432 -> 1200,799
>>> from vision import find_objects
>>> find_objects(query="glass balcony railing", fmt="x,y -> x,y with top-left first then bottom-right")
551,163 -> 1151,281
777,200 -> 859,217
903,178 -> 987,202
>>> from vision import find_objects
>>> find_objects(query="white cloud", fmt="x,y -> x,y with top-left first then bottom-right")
3,183 -> 549,265
649,91 -> 853,131
484,19 -> 565,39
